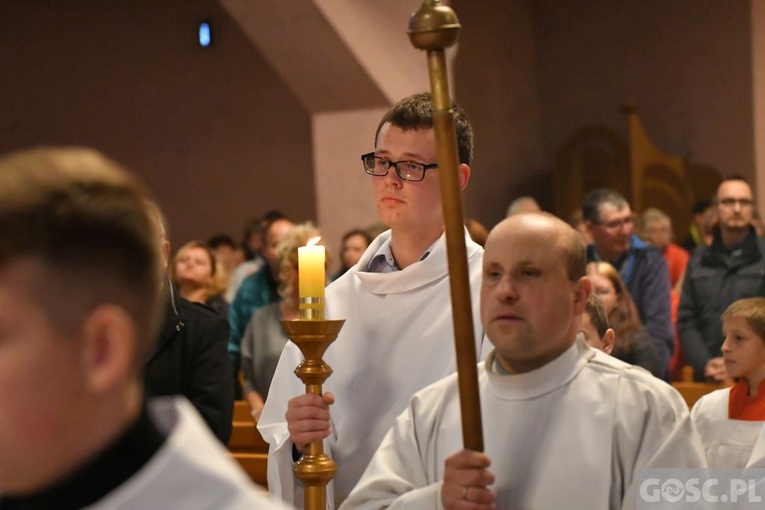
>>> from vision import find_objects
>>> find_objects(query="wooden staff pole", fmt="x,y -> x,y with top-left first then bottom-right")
408,0 -> 484,452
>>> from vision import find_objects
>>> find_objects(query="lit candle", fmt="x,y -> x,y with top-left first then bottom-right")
298,237 -> 325,319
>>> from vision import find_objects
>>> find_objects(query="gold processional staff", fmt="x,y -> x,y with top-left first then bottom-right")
408,0 -> 485,452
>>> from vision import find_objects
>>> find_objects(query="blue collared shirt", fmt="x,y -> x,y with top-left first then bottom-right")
366,237 -> 434,273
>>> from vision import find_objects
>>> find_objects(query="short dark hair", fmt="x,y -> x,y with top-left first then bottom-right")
714,175 -> 752,204
585,293 -> 611,339
374,92 -> 474,165
207,233 -> 237,250
691,199 -> 713,215
581,188 -> 629,224
0,147 -> 162,362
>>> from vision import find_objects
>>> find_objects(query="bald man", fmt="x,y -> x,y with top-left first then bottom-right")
342,213 -> 706,510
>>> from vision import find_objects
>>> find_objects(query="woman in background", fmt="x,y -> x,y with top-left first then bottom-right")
332,228 -> 372,280
241,223 -> 325,420
172,240 -> 228,316
586,261 -> 666,378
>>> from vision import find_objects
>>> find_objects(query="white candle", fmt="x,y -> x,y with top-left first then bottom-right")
298,237 -> 325,319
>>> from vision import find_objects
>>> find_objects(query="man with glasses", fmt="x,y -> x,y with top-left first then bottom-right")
679,176 -> 765,381
258,92 -> 485,507
582,188 -> 674,377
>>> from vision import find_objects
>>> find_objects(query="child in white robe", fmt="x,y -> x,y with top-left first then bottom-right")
691,297 -> 765,468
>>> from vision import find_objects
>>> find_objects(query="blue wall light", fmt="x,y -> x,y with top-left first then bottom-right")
199,21 -> 212,48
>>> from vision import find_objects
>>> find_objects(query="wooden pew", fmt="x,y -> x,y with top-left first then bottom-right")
671,366 -> 731,409
234,400 -> 255,422
229,421 -> 269,453
229,400 -> 270,486
232,452 -> 268,489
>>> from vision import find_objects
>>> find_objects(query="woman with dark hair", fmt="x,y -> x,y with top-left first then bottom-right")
586,261 -> 666,378
332,228 -> 372,280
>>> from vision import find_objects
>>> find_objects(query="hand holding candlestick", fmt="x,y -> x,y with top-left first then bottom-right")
283,236 -> 344,509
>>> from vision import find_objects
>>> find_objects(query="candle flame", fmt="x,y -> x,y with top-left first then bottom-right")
306,236 -> 322,247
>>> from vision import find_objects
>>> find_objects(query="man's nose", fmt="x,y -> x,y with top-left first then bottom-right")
496,277 -> 517,301
383,165 -> 403,186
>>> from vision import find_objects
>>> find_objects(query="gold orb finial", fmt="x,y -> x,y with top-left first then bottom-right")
408,0 -> 461,51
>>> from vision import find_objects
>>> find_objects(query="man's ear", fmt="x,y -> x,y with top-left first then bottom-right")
458,163 -> 471,190
80,305 -> 137,395
601,328 -> 616,355
573,276 -> 591,314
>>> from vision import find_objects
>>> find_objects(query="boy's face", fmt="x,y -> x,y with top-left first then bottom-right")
721,316 -> 765,384
0,260 -> 88,493
372,124 -> 444,235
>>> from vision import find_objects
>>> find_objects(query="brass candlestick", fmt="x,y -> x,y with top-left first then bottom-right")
282,308 -> 344,510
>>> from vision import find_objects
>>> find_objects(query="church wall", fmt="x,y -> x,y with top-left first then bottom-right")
0,0 -> 315,250
534,0 -> 754,206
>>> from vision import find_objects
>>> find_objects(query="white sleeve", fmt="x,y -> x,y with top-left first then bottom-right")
340,403 -> 442,510
614,377 -> 708,510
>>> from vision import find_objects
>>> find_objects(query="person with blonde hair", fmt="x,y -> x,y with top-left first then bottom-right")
640,207 -> 689,292
172,240 -> 228,316
692,297 -> 765,468
241,223 -> 324,420
586,261 -> 665,378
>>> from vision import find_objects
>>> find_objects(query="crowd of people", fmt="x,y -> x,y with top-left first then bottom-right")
2,91 -> 765,509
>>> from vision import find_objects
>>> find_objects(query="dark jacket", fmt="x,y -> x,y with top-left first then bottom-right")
613,326 -> 665,379
678,226 -> 765,380
587,235 -> 674,373
144,284 -> 234,443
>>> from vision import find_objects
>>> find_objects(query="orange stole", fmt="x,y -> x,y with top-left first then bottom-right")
729,379 -> 765,420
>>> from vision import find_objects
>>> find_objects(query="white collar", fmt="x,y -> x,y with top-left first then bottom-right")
485,334 -> 593,400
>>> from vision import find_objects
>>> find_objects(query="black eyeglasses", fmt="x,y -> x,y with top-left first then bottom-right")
718,198 -> 753,208
361,152 -> 438,182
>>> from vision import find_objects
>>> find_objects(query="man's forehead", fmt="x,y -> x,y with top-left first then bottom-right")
485,231 -> 561,266
598,201 -> 630,216
718,180 -> 752,198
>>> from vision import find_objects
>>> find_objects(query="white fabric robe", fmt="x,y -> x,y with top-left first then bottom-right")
258,229 -> 486,509
87,397 -> 288,510
341,339 -> 708,510
692,388 -> 765,468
